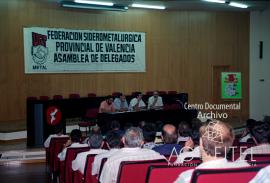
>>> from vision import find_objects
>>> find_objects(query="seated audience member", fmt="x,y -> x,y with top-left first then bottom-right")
138,120 -> 146,129
174,120 -> 250,183
129,92 -> 146,111
58,129 -> 88,161
99,95 -> 115,113
197,116 -> 212,123
44,124 -> 68,148
92,131 -> 122,176
156,120 -> 164,132
190,118 -> 202,145
109,120 -> 124,137
124,122 -> 133,131
239,119 -> 256,143
250,164 -> 270,183
72,134 -> 107,174
99,127 -> 164,183
174,140 -> 199,164
147,90 -> 164,110
142,123 -> 158,149
238,121 -> 270,161
153,124 -> 182,156
113,93 -> 129,112
174,119 -> 202,163
91,125 -> 101,134
177,121 -> 192,143
83,125 -> 101,144
264,116 -> 270,123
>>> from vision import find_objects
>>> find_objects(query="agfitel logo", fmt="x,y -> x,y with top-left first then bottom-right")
31,32 -> 48,65
202,121 -> 223,144
166,121 -> 256,165
165,121 -> 223,165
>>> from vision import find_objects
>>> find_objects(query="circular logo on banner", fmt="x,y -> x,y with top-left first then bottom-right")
46,106 -> 62,126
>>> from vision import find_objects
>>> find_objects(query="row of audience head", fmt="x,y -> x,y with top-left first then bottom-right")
57,117 -> 270,161
242,119 -> 270,144
54,118 -> 270,183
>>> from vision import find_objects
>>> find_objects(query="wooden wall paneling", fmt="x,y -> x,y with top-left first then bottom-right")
0,0 -> 250,123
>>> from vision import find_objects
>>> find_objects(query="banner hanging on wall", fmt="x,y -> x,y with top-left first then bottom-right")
221,72 -> 242,99
23,27 -> 145,73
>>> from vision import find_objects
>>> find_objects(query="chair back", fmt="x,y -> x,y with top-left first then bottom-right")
112,92 -> 121,97
40,96 -> 50,100
246,153 -> 270,162
131,91 -> 140,96
49,137 -> 69,172
170,157 -> 202,165
163,104 -> 170,110
85,108 -> 99,119
27,96 -> 37,100
248,160 -> 270,167
84,154 -> 98,183
164,155 -> 177,163
98,158 -> 108,180
145,91 -> 154,95
53,95 -> 63,100
69,93 -> 80,99
146,164 -> 196,183
116,159 -> 167,183
73,171 -> 83,183
190,166 -> 261,183
88,93 -> 97,97
170,103 -> 180,110
73,154 -> 98,183
61,147 -> 90,183
167,91 -> 177,95
158,91 -> 167,95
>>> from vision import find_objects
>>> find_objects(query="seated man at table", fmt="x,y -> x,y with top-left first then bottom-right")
129,92 -> 146,111
99,127 -> 164,183
147,90 -> 163,110
99,95 -> 115,113
113,93 -> 129,112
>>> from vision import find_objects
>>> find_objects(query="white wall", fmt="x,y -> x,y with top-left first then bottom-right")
250,6 -> 270,120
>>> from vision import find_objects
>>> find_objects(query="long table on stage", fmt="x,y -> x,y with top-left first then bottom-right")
27,93 -> 188,147
97,109 -> 198,134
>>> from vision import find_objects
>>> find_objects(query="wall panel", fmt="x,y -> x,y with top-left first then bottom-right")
0,0 -> 249,122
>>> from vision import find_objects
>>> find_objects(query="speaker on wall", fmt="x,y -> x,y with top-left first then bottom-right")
259,41 -> 263,59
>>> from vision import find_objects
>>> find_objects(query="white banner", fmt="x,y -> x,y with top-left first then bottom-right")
23,27 -> 145,73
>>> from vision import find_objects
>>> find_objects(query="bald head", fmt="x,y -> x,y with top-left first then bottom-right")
163,124 -> 176,134
162,124 -> 178,144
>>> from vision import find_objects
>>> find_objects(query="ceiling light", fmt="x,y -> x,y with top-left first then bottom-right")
131,3 -> 166,10
203,0 -> 226,3
61,1 -> 127,11
229,2 -> 248,8
74,0 -> 114,6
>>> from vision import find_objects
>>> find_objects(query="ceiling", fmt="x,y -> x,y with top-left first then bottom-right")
48,0 -> 270,12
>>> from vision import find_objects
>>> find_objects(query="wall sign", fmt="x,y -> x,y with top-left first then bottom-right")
221,72 -> 242,99
24,27 -> 145,73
